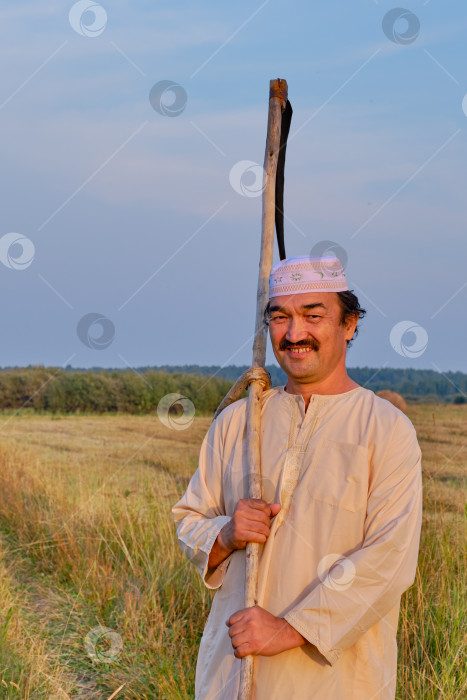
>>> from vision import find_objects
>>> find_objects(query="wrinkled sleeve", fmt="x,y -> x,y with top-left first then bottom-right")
284,415 -> 423,665
172,418 -> 233,590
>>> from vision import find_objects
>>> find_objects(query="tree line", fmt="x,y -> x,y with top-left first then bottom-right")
120,365 -> 467,404
0,367 -> 230,415
0,365 -> 464,415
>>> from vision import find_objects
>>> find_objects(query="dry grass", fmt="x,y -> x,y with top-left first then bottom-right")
0,406 -> 464,698
396,405 -> 466,699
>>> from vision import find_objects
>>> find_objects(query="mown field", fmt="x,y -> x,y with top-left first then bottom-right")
0,404 -> 465,699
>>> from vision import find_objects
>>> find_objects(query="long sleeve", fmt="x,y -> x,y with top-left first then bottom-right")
284,415 -> 423,666
172,417 -> 233,590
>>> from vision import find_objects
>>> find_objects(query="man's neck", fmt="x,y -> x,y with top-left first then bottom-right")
284,373 -> 359,410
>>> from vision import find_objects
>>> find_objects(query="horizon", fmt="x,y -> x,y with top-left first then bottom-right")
0,362 -> 465,377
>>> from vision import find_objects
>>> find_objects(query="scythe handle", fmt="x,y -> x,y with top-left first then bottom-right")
238,78 -> 288,700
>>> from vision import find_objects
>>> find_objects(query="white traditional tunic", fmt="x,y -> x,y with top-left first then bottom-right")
172,385 -> 422,700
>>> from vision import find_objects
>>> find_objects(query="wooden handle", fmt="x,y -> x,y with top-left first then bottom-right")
238,78 -> 287,700
269,78 -> 288,109
251,79 -> 287,370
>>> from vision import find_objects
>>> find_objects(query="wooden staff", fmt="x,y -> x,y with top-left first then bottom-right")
238,77 -> 288,700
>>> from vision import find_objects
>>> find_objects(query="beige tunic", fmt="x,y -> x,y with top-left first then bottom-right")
172,386 -> 422,700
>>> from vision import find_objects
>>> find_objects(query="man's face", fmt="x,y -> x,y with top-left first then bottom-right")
268,292 -> 358,384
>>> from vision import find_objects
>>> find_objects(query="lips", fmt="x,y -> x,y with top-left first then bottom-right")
278,337 -> 319,354
285,347 -> 315,356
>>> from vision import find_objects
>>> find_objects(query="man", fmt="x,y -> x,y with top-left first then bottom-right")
172,255 -> 422,699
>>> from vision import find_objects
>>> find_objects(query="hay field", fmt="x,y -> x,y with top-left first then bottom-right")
0,405 -> 465,699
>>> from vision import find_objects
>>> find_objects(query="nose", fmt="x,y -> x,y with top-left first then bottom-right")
284,315 -> 309,344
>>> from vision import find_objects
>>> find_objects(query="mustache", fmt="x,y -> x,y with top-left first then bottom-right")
279,338 -> 319,351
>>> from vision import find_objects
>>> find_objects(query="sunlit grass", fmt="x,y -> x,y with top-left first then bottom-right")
0,407 -> 464,698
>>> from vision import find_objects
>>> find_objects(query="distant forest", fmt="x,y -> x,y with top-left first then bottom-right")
0,364 -> 465,415
142,365 -> 467,404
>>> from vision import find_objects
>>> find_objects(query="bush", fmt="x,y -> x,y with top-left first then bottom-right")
0,367 -> 231,415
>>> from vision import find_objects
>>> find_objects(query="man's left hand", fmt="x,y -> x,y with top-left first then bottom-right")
226,605 -> 306,658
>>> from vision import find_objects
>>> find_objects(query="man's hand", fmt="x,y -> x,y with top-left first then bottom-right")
208,499 -> 281,569
226,605 -> 306,657
222,498 -> 281,550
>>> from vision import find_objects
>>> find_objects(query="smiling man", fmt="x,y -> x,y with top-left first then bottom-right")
172,255 -> 422,700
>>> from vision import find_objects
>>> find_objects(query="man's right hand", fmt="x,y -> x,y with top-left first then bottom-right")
208,499 -> 281,569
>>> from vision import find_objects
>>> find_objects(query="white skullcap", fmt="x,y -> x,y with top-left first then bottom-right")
269,255 -> 348,298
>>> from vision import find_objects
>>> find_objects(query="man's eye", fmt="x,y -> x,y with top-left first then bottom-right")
271,315 -> 287,321
305,315 -> 321,320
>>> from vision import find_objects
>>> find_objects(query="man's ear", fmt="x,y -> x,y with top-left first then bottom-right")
345,313 -> 359,341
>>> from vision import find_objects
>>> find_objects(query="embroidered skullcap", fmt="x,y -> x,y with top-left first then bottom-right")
269,255 -> 348,298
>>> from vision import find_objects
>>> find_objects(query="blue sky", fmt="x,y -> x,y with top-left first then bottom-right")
0,0 -> 466,374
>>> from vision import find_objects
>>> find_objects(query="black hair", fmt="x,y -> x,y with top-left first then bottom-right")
335,290 -> 366,347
